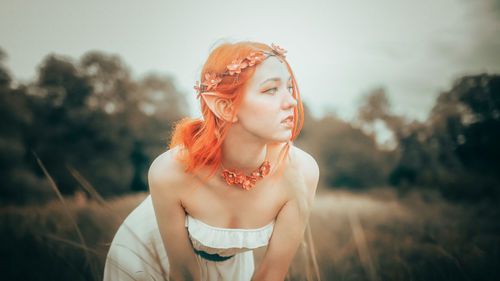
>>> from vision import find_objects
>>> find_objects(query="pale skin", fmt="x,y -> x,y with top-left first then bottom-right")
148,56 -> 319,281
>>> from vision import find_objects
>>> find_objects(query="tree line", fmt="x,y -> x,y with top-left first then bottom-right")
1,47 -> 498,205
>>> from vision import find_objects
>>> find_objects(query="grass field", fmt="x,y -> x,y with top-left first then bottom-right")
1,187 -> 498,281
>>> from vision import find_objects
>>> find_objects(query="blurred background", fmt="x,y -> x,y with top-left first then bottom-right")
1,0 -> 499,280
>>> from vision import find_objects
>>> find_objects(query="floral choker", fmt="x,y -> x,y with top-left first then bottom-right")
194,43 -> 287,98
221,161 -> 271,190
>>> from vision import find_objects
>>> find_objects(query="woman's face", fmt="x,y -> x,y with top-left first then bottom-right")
235,56 -> 298,143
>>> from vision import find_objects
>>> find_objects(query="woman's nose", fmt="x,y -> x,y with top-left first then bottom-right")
282,91 -> 298,109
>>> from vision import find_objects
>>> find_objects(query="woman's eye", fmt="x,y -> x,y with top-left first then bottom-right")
265,88 -> 277,94
287,86 -> 294,94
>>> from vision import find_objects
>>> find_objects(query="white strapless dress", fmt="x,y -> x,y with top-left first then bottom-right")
103,195 -> 275,281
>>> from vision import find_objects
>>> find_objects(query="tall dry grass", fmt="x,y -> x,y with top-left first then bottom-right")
307,187 -> 499,281
0,190 -> 145,281
1,159 -> 498,280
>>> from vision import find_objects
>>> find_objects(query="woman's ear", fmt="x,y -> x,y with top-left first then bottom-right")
201,92 -> 238,123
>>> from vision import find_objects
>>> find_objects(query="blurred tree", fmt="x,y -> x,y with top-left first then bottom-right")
387,120 -> 437,190
297,104 -> 393,189
452,74 -> 500,175
38,55 -> 92,108
128,73 -> 188,191
0,48 -> 11,88
356,75 -> 500,202
0,48 -> 54,204
25,54 -> 103,196
357,87 -> 406,141
428,74 -> 500,201
356,88 -> 423,191
356,88 -> 467,197
0,50 -> 188,205
80,51 -> 134,113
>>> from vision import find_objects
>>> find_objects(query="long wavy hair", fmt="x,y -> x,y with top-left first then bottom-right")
168,41 -> 320,281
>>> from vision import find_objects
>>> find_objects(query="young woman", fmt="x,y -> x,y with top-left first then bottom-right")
103,41 -> 320,281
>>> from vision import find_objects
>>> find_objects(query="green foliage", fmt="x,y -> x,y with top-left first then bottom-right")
296,105 -> 395,189
426,74 -> 500,201
0,49 -> 187,205
355,74 -> 500,202
0,47 -> 11,88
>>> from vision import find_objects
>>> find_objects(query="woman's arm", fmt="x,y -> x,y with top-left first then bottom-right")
148,150 -> 201,281
252,147 -> 319,281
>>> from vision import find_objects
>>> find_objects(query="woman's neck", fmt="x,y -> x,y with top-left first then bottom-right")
220,130 -> 268,175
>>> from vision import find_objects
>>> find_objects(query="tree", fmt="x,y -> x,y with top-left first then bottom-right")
428,74 -> 500,201
0,48 -> 54,204
297,104 -> 394,189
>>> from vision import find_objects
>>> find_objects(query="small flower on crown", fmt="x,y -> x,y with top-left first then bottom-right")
227,59 -> 248,75
204,73 -> 222,91
194,81 -> 202,98
246,51 -> 267,66
195,44 -> 287,98
271,43 -> 287,58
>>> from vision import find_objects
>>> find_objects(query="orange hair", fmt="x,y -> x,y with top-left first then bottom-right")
169,41 -> 304,183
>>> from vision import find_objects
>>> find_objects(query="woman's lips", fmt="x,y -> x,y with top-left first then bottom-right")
281,115 -> 294,128
281,120 -> 294,128
281,115 -> 294,122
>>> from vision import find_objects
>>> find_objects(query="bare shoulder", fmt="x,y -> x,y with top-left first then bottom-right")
148,146 -> 187,196
290,145 -> 320,196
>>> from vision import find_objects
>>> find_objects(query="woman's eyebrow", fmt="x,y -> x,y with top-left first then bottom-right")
260,76 -> 292,86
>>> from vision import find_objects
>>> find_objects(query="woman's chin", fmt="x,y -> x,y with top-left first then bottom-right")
267,132 -> 292,143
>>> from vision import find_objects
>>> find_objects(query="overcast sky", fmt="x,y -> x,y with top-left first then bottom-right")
1,0 -> 499,121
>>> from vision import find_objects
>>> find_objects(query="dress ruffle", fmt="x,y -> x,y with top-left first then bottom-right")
185,215 -> 275,256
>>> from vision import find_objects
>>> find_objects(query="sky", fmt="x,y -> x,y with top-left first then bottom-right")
1,0 -> 500,122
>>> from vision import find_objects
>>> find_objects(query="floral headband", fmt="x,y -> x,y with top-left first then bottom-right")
194,43 -> 287,98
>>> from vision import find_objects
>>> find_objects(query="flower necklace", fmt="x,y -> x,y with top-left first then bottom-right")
221,161 -> 271,190
220,148 -> 272,190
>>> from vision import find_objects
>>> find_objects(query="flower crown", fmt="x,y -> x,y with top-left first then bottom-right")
194,43 -> 287,98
